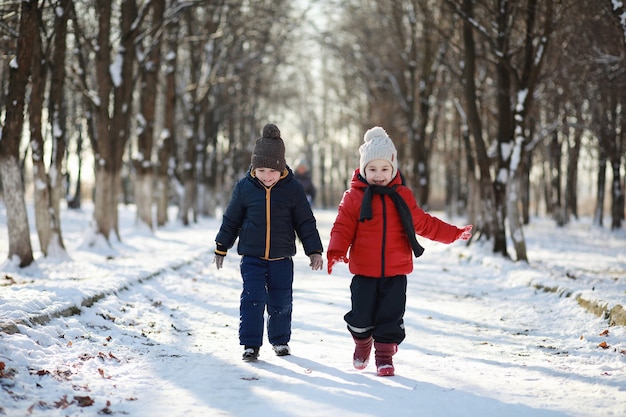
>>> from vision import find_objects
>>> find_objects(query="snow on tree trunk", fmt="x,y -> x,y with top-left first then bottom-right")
29,6 -> 66,259
47,0 -> 70,251
30,15 -> 53,257
0,0 -> 36,267
507,167 -> 529,263
93,168 -> 114,242
32,163 -> 53,256
135,173 -> 153,230
155,174 -> 169,227
0,156 -> 34,267
180,178 -> 196,226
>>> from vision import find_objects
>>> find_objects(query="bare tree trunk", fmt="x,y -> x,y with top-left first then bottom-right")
508,99 -> 529,262
592,86 -> 616,227
180,120 -> 198,226
460,0 -> 495,240
0,158 -> 33,267
83,0 -> 139,242
29,0 -> 70,257
91,0 -> 114,241
29,3 -> 62,257
178,9 -> 203,226
493,52 -> 513,258
507,0 -> 552,261
520,149 -> 532,225
0,0 -> 36,266
455,102 -> 479,230
610,157 -> 623,230
68,128 -> 84,209
610,94 -> 625,230
507,169 -> 528,262
135,0 -> 165,230
68,1 -> 97,212
48,0 -> 70,248
548,130 -> 563,225
203,107 -> 219,217
156,16 -> 179,227
564,127 -> 581,221
594,153 -> 607,227
195,98 -> 210,217
108,0 -> 138,240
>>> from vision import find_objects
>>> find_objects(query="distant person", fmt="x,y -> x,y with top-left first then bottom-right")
214,123 -> 324,361
326,126 -> 472,376
294,159 -> 317,206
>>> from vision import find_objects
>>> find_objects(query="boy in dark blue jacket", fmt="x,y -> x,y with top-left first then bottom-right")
214,124 -> 324,361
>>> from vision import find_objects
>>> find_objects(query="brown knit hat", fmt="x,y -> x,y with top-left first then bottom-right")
251,124 -> 286,172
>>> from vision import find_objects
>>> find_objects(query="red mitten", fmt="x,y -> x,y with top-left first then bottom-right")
456,224 -> 473,241
327,251 -> 348,274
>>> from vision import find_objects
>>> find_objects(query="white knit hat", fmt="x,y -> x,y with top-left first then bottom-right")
359,126 -> 398,178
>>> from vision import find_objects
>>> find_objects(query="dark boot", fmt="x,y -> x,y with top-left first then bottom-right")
374,341 -> 397,376
242,346 -> 260,361
352,336 -> 373,370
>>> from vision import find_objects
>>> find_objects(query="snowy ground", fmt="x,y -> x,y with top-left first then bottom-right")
0,204 -> 625,417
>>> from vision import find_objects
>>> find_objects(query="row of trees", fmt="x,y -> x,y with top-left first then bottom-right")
0,0 -> 624,268
321,0 -> 626,261
1,0 -> 297,266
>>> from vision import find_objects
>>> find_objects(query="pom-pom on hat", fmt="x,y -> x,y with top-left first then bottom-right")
359,126 -> 398,178
251,123 -> 286,172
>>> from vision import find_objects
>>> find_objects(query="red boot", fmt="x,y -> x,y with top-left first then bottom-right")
352,336 -> 373,370
374,341 -> 397,376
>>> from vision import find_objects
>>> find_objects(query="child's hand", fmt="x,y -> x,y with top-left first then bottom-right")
214,254 -> 225,270
457,225 -> 473,241
327,251 -> 348,274
309,253 -> 324,271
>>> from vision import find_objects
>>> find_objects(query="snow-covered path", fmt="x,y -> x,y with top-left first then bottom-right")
4,253 -> 623,416
1,209 -> 625,416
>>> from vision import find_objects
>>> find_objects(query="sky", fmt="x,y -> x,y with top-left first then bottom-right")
0,203 -> 625,417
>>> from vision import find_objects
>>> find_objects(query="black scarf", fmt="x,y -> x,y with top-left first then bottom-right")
359,184 -> 425,258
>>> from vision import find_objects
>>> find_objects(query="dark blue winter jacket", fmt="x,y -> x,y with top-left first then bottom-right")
215,166 -> 323,259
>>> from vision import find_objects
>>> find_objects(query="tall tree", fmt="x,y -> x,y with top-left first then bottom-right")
134,0 -> 165,230
457,0 -> 496,240
29,1 -> 64,258
84,0 -> 140,243
0,0 -> 36,267
29,0 -> 71,258
155,2 -> 179,227
446,0 -> 559,260
47,0 -> 71,248
505,0 -> 555,262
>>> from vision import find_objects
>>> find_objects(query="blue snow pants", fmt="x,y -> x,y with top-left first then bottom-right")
239,256 -> 294,347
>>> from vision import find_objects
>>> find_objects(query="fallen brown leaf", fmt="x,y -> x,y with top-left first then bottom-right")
54,395 -> 71,409
74,396 -> 94,407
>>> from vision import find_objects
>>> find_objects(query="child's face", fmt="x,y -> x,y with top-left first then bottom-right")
364,159 -> 393,186
255,167 -> 281,187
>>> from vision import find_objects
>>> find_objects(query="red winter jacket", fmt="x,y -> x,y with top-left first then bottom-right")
328,169 -> 462,278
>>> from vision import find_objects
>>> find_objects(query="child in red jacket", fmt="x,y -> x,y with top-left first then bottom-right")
327,126 -> 472,376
